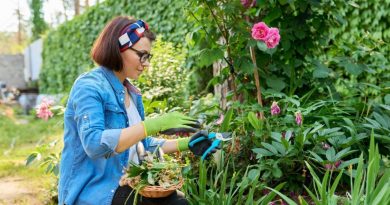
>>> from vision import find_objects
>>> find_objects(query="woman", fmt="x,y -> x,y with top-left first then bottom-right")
58,16 -> 214,205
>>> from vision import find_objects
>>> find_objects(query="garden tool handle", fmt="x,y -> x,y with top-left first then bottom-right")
188,136 -> 207,147
201,139 -> 220,160
188,132 -> 217,147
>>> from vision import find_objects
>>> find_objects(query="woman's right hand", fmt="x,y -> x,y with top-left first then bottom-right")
142,112 -> 199,136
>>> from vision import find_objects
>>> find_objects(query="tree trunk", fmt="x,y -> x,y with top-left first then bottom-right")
213,59 -> 228,110
74,0 -> 80,16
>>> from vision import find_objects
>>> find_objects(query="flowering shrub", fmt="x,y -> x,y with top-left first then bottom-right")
36,98 -> 54,121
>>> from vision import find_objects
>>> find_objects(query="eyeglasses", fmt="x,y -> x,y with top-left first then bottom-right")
128,47 -> 153,63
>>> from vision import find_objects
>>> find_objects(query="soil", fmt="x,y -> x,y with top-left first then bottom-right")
0,176 -> 43,205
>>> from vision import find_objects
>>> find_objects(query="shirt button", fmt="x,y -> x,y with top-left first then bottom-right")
111,189 -> 115,193
120,98 -> 123,101
115,107 -> 118,111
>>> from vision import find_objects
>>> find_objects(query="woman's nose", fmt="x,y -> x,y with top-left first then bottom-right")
141,61 -> 150,67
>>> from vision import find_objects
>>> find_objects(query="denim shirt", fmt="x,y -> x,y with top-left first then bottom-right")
58,67 -> 166,205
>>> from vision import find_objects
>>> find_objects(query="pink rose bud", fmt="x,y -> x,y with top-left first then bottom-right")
251,22 -> 270,41
265,27 -> 280,48
215,114 -> 224,125
321,142 -> 331,150
295,111 -> 303,126
335,160 -> 342,168
270,101 -> 281,115
324,163 -> 333,170
241,0 -> 256,8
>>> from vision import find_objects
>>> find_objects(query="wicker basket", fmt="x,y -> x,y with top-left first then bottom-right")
128,178 -> 184,198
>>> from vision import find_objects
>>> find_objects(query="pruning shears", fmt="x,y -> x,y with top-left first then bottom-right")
189,132 -> 232,160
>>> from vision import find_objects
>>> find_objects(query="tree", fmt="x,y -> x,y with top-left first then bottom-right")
29,0 -> 48,41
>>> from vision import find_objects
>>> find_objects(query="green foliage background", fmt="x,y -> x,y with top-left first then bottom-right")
39,0 -> 190,94
29,0 -> 48,41
134,36 -> 189,106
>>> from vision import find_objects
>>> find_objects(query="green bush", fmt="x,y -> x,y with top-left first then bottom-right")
40,0 -> 191,94
134,36 -> 188,107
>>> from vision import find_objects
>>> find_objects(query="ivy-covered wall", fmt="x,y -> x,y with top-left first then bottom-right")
40,0 -> 190,94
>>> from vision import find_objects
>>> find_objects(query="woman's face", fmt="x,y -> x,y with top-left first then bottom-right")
119,37 -> 152,80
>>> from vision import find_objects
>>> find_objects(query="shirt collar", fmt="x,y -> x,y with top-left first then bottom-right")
100,66 -> 142,95
123,79 -> 142,95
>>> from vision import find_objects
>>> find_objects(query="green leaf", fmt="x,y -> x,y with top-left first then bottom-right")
271,132 -> 282,142
272,141 -> 286,156
338,158 -> 359,169
266,77 -> 286,91
329,170 -> 344,197
259,182 -> 286,205
373,112 -> 389,128
326,147 -> 336,161
263,7 -> 282,23
147,171 -> 155,185
240,58 -> 255,74
248,169 -> 260,180
257,41 -> 268,52
221,108 -> 233,132
198,48 -> 224,67
342,61 -> 364,76
26,152 -> 38,166
313,60 -> 332,78
127,162 -> 145,177
252,148 -> 274,157
304,186 -> 321,205
266,187 -> 298,205
281,138 -> 290,150
261,142 -> 278,154
384,94 -> 390,105
335,147 -> 355,160
309,151 -> 324,163
272,166 -> 283,178
248,112 -> 262,130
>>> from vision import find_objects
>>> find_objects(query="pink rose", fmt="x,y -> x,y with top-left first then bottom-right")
270,101 -> 281,115
265,28 -> 280,48
251,22 -> 270,41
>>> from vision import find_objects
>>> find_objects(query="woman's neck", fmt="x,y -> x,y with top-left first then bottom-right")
113,70 -> 126,84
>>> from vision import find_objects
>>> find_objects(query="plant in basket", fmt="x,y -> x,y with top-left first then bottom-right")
119,149 -> 189,203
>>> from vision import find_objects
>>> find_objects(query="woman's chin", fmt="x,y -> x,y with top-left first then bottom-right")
127,74 -> 138,80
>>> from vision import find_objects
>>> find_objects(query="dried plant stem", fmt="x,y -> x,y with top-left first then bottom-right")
250,46 -> 264,119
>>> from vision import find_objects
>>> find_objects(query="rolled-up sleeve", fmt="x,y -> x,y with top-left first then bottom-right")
143,137 -> 166,153
72,78 -> 120,159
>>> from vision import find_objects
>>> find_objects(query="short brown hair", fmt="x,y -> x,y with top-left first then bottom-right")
91,16 -> 156,71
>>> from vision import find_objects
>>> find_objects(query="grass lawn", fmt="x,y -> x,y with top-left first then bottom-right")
0,104 -> 63,205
